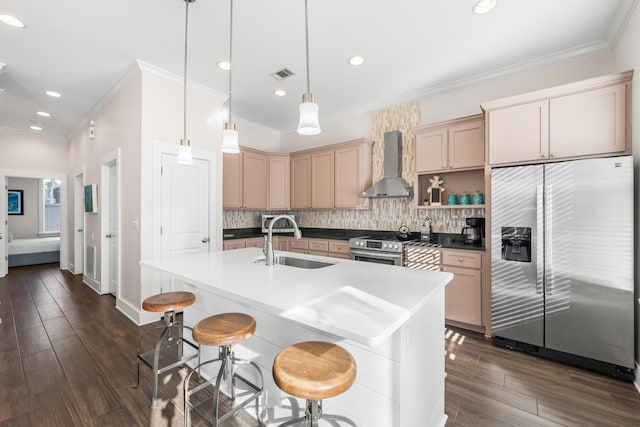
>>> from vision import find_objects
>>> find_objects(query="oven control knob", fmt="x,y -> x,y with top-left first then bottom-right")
382,243 -> 387,249
393,244 -> 399,249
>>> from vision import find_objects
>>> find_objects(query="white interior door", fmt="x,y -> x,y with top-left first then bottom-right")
0,176 -> 7,277
108,164 -> 119,296
74,172 -> 84,275
161,154 -> 210,260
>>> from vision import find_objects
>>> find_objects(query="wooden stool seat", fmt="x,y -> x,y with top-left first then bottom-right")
142,291 -> 195,313
273,341 -> 356,401
192,312 -> 256,347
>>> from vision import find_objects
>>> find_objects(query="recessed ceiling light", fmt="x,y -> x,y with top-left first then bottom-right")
45,90 -> 62,98
274,89 -> 287,97
472,0 -> 496,15
30,125 -> 42,131
37,111 -> 51,117
218,60 -> 232,71
0,14 -> 25,28
349,56 -> 365,66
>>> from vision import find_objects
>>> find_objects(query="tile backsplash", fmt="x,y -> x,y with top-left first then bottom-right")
223,198 -> 484,234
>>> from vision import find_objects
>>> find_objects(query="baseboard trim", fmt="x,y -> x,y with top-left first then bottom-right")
82,275 -> 101,294
116,297 -> 158,326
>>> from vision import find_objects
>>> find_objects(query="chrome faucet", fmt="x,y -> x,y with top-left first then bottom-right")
264,214 -> 302,266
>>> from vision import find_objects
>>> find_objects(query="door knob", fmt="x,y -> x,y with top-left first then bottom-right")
78,229 -> 83,232
202,237 -> 209,243
105,234 -> 112,239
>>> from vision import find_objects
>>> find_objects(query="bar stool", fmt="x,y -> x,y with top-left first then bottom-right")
272,341 -> 357,426
134,291 -> 199,406
184,312 -> 264,426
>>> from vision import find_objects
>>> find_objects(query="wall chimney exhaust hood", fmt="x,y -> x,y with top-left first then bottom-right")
361,130 -> 414,198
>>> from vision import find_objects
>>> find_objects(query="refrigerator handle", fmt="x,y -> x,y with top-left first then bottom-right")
544,183 -> 552,296
536,184 -> 544,295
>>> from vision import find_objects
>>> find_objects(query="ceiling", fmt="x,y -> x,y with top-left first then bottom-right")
0,0 -> 637,141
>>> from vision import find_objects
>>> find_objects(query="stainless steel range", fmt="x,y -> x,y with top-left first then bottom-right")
349,236 -> 425,266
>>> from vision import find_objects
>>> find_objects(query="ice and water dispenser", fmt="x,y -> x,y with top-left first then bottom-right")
501,227 -> 532,262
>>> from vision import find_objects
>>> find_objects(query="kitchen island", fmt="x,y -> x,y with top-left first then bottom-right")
140,248 -> 452,427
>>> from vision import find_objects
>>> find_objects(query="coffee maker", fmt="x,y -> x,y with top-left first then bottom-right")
461,217 -> 485,247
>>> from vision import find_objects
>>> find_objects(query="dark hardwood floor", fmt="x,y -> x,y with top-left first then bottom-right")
1,264 -> 639,426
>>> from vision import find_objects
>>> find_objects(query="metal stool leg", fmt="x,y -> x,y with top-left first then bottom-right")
184,345 -> 264,426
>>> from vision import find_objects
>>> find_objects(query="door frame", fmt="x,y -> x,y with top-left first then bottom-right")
73,167 -> 86,275
151,140 -> 217,294
0,168 -> 68,277
100,147 -> 121,296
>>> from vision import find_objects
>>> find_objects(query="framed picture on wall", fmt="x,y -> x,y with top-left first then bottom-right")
84,184 -> 98,213
8,189 -> 24,215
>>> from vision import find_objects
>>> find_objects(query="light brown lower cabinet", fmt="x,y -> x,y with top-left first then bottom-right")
223,240 -> 246,250
244,237 -> 264,249
441,250 -> 483,327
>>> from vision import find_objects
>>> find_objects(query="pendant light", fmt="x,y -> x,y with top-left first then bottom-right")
178,0 -> 195,165
297,0 -> 321,135
221,0 -> 240,153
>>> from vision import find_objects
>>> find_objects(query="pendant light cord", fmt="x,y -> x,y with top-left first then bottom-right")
183,0 -> 190,145
304,0 -> 311,94
228,0 -> 234,122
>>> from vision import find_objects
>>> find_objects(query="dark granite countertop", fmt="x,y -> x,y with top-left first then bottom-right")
223,228 -> 485,251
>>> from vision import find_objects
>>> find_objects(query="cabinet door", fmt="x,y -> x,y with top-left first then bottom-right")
449,120 -> 484,169
243,151 -> 268,209
311,150 -> 334,208
335,144 -> 361,208
415,129 -> 447,173
244,237 -> 264,248
268,155 -> 290,209
223,240 -> 245,250
223,152 -> 243,208
291,154 -> 311,209
277,237 -> 290,252
550,84 -> 626,158
488,100 -> 549,165
442,265 -> 482,326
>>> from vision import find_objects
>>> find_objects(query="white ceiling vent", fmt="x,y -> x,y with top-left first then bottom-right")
270,68 -> 295,81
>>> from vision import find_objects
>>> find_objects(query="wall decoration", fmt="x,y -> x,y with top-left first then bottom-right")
84,184 -> 98,213
8,189 -> 24,215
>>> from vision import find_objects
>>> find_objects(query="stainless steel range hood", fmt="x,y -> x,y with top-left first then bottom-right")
361,130 -> 414,198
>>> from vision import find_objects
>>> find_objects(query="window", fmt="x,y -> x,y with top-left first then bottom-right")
41,178 -> 61,234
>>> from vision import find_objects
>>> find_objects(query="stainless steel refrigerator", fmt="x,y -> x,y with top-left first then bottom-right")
491,156 -> 634,379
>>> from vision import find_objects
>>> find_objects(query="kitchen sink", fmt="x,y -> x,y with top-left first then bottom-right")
255,256 -> 335,269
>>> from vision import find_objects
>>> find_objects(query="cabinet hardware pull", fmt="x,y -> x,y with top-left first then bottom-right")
540,153 -> 548,158
459,257 -> 464,262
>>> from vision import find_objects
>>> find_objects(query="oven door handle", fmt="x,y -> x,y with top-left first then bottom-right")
349,249 -> 402,261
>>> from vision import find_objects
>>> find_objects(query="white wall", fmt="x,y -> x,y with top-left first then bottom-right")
67,66 -> 142,307
611,0 -> 640,370
139,65 -> 226,308
7,177 -> 39,238
0,131 -> 69,172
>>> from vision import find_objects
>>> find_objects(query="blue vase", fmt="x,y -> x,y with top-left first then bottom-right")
447,194 -> 457,205
459,192 -> 470,205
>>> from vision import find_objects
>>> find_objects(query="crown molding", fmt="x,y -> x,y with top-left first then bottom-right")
312,40 -> 613,129
1,126 -> 68,143
233,116 -> 280,136
137,60 -> 227,101
607,0 -> 639,46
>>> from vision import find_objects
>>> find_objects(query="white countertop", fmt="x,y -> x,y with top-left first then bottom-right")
140,248 -> 452,347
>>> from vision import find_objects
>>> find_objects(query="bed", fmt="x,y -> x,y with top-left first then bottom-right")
8,236 -> 60,267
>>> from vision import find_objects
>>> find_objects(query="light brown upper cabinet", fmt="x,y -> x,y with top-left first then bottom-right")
483,70 -> 632,166
268,154 -> 290,209
311,149 -> 335,209
414,114 -> 485,173
291,138 -> 373,210
242,150 -> 268,209
223,151 -> 243,208
334,140 -> 373,209
223,147 -> 267,209
290,152 -> 311,209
